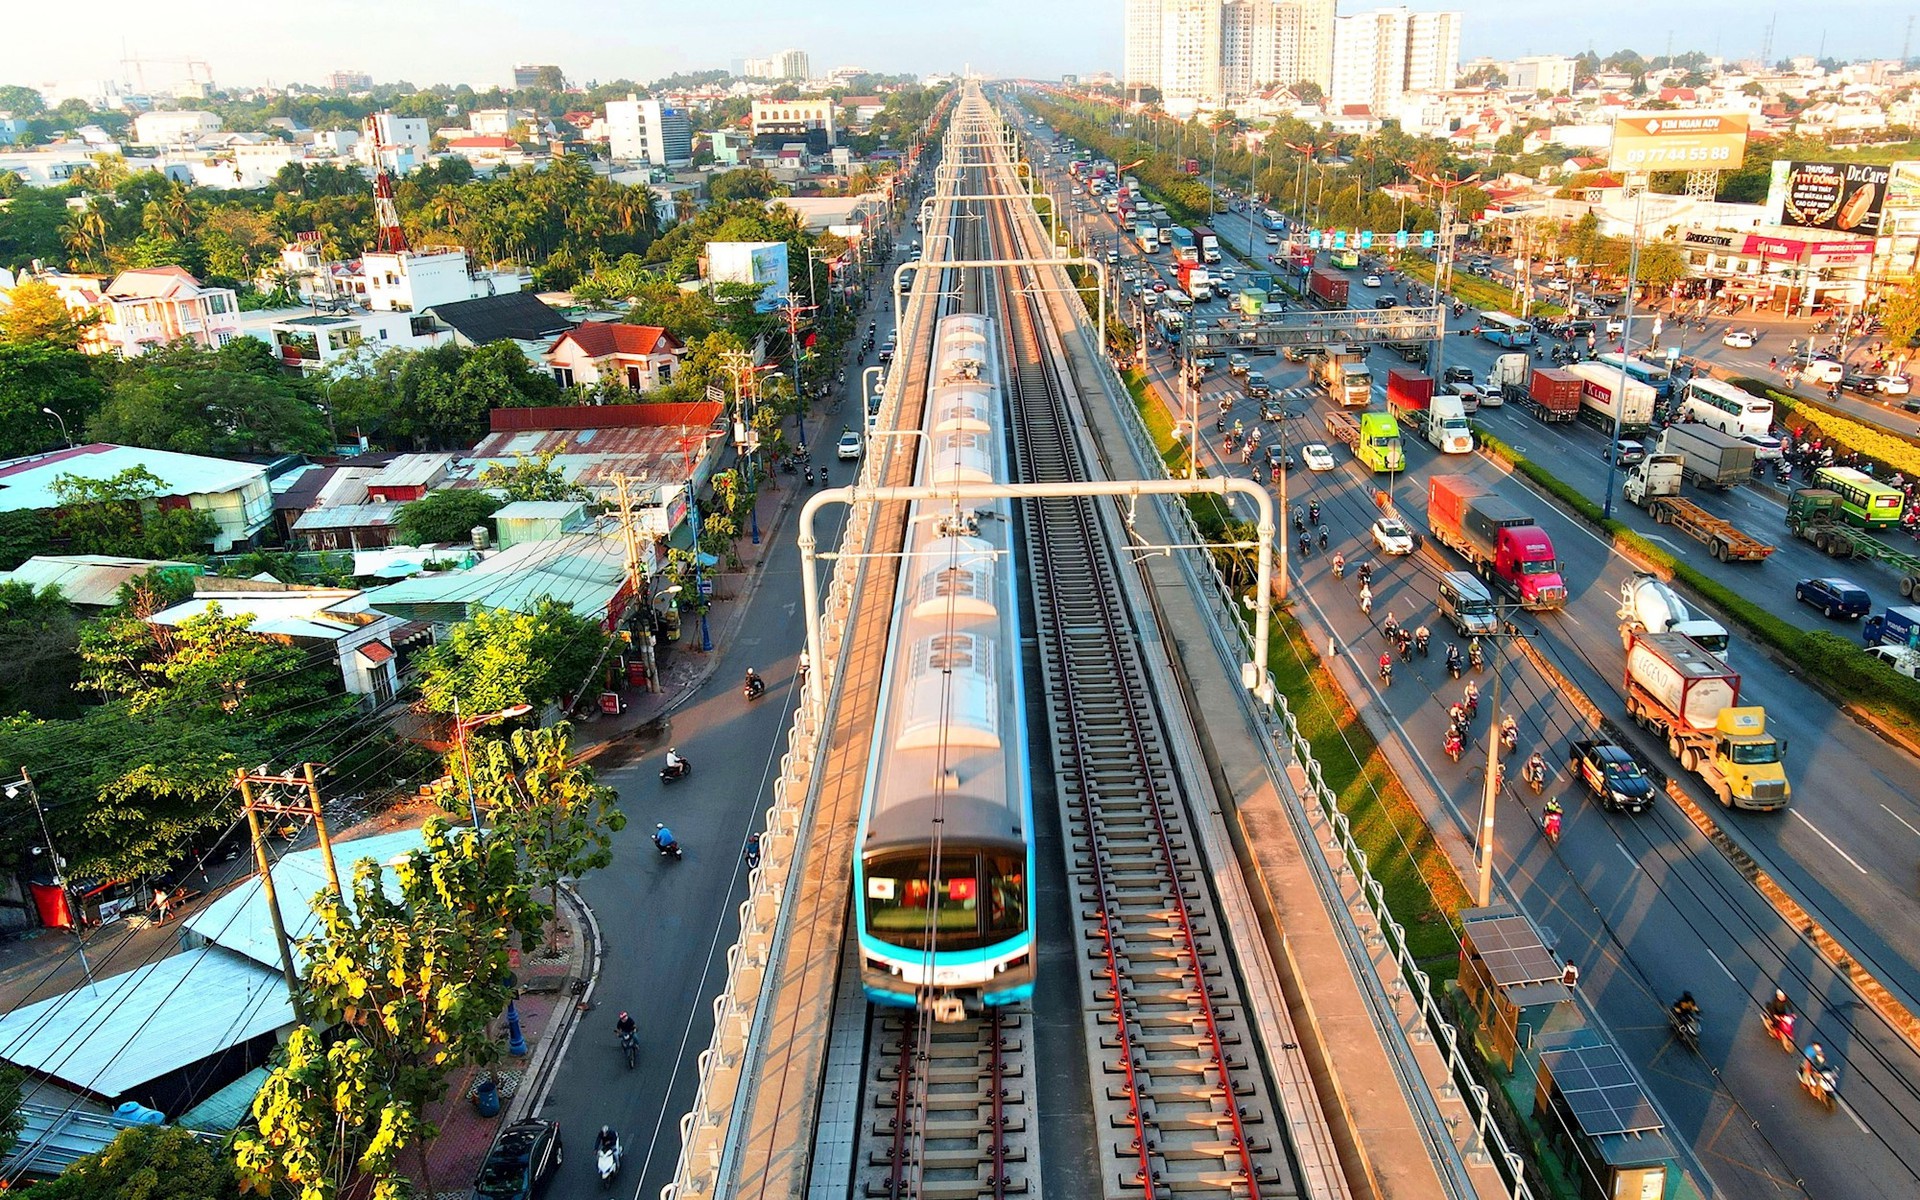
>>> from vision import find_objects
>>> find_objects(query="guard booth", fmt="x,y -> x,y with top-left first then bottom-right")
1457,905 -> 1573,1072
1535,1029 -> 1677,1200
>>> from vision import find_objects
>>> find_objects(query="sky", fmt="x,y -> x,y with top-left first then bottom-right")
1,0 -> 1905,94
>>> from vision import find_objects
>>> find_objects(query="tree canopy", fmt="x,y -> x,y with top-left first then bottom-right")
414,600 -> 610,716
29,1125 -> 236,1200
396,488 -> 504,545
88,338 -> 331,454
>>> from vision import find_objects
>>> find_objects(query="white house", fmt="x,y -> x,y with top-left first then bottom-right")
148,586 -> 405,704
545,322 -> 683,391
131,110 -> 221,146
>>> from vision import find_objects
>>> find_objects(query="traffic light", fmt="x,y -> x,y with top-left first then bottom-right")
1394,230 -> 1409,249
1421,230 -> 1436,249
1360,230 -> 1374,249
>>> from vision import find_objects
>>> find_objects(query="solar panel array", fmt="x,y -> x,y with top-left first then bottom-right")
1469,914 -> 1563,988
1544,1042 -> 1663,1137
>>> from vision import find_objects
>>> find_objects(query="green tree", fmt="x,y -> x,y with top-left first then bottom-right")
235,1026 -> 416,1200
0,278 -> 95,348
1880,285 -> 1920,364
708,168 -> 782,202
0,340 -> 105,459
0,581 -> 82,719
397,488 -> 504,544
478,444 -> 586,501
291,820 -> 546,1195
0,1064 -> 22,1164
29,1125 -> 236,1200
88,340 -> 330,454
416,600 -> 609,716
49,467 -> 219,559
1634,241 -> 1690,290
463,722 -> 625,949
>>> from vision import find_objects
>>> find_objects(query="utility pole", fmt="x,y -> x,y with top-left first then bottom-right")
237,764 -> 347,1021
10,770 -> 95,989
610,473 -> 661,693
778,295 -> 819,451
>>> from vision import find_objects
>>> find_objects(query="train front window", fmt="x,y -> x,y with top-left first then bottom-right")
864,850 -> 1027,951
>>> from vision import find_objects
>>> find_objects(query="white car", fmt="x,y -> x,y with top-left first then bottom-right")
1362,274 -> 1382,288
1800,359 -> 1845,385
1371,516 -> 1415,556
1722,329 -> 1756,349
1879,373 -> 1912,397
1300,443 -> 1336,472
1218,268 -> 1236,281
1265,233 -> 1280,244
836,429 -> 863,460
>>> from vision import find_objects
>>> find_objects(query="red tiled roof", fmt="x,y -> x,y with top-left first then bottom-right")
449,136 -> 517,149
551,321 -> 682,359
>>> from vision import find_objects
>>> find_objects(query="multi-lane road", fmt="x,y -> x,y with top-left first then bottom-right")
1029,130 -> 1920,1197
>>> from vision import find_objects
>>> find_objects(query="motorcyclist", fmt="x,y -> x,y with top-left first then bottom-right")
616,1011 -> 637,1040
1525,751 -> 1547,791
1800,1042 -> 1830,1089
1444,728 -> 1463,761
1382,611 -> 1399,640
1358,583 -> 1373,615
744,667 -> 764,697
1378,652 -> 1393,681
1445,644 -> 1462,676
1671,992 -> 1700,1026
1308,500 -> 1321,525
1332,551 -> 1346,578
1462,680 -> 1480,717
1766,989 -> 1793,1041
665,747 -> 685,774
654,823 -> 679,852
597,1125 -> 622,1155
1415,625 -> 1430,656
1500,714 -> 1518,751
1542,797 -> 1563,836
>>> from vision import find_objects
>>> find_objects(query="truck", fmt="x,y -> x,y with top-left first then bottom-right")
1563,361 -> 1656,431
1622,455 -> 1777,561
1325,411 -> 1405,472
1522,365 -> 1582,423
1308,267 -> 1349,310
1387,340 -> 1430,367
1311,344 -> 1373,407
1134,222 -> 1159,253
1237,289 -> 1266,316
1783,489 -> 1920,597
1488,353 -> 1531,404
1192,226 -> 1221,264
1387,368 -> 1473,454
1659,423 -> 1756,490
1863,605 -> 1920,649
1426,474 -> 1568,609
1618,572 -> 1731,658
1176,261 -> 1214,302
1621,628 -> 1789,811
1169,227 -> 1197,264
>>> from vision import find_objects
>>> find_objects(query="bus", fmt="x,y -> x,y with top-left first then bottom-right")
1479,311 -> 1535,348
1595,352 -> 1674,401
1330,249 -> 1360,270
1813,466 -> 1903,529
1680,378 -> 1774,440
1356,412 -> 1405,472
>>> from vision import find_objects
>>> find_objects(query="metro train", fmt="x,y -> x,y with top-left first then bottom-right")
853,312 -> 1037,1016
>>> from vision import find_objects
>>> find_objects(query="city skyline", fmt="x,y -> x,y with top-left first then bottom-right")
0,0 -> 1901,94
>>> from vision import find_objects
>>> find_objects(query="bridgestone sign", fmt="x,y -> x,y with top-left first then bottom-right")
1608,113 -> 1748,172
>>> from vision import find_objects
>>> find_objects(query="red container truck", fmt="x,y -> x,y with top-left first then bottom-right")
1308,267 -> 1349,309
1426,475 -> 1568,609
1525,367 -> 1582,423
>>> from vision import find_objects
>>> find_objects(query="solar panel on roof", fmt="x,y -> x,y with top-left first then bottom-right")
1470,916 -> 1563,988
1545,1043 -> 1663,1137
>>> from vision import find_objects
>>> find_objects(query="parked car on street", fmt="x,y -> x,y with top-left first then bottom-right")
471,1118 -> 563,1200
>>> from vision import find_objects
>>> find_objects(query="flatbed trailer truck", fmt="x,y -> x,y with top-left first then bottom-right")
1786,488 -> 1920,597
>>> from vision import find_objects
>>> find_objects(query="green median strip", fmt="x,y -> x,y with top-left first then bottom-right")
1473,424 -> 1920,743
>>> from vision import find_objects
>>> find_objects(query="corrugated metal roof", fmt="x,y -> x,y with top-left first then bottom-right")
357,529 -> 625,623
176,1066 -> 270,1133
0,556 -> 195,607
291,502 -> 401,531
0,445 -> 267,513
0,949 -> 292,1098
149,590 -> 391,643
367,452 -> 455,489
184,829 -> 427,973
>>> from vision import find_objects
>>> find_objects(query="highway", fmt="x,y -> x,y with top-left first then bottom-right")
1028,130 -> 1920,1197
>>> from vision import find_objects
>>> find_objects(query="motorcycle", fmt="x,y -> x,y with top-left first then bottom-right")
1543,805 -> 1562,845
1446,651 -> 1462,680
1332,556 -> 1346,580
1416,629 -> 1430,657
659,757 -> 692,784
1764,1011 -> 1797,1052
1799,1059 -> 1838,1108
744,676 -> 766,702
1499,723 -> 1518,754
1670,1010 -> 1701,1054
781,458 -> 797,475
620,1029 -> 638,1069
818,466 -> 829,487
1378,657 -> 1393,686
1525,758 -> 1546,795
805,466 -> 816,485
654,833 -> 684,861
1445,732 -> 1463,763
1469,643 -> 1485,672
598,1132 -> 624,1186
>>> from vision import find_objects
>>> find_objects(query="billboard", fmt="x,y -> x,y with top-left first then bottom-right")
1767,161 -> 1891,235
1888,161 -> 1920,211
707,240 -> 791,313
1607,112 -> 1748,172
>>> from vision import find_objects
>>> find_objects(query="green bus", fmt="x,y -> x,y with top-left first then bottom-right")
1813,466 -> 1903,529
1357,412 -> 1405,472
1330,249 -> 1361,270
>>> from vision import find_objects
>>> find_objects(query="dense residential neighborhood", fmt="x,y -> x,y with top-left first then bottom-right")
0,7 -> 1917,1200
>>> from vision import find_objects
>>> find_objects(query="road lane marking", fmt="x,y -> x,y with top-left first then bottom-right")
1791,811 -> 1869,874
1617,843 -> 1640,872
1643,534 -> 1682,552
1837,1094 -> 1869,1134
1705,948 -> 1739,985
1882,803 -> 1920,839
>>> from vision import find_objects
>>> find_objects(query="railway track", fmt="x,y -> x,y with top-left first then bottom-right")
981,134 -> 1300,1200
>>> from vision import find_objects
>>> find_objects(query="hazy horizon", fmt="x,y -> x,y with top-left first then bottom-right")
3,0 -> 1902,97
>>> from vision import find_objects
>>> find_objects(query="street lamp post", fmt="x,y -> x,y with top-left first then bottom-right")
41,408 -> 71,448
451,700 -> 534,829
1602,184 -> 1649,521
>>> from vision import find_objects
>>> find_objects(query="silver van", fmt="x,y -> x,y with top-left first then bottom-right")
1438,571 -> 1499,637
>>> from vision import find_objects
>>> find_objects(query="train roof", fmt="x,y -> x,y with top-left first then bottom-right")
864,786 -> 1026,855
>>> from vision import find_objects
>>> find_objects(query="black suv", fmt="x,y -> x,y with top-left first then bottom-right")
472,1118 -> 563,1200
1568,739 -> 1655,814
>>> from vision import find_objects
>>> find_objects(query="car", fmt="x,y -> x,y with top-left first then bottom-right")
1245,371 -> 1272,398
471,1118 -> 563,1200
1602,438 -> 1645,466
1374,296 -> 1399,309
1799,358 -> 1845,385
1362,273 -> 1383,287
1795,576 -> 1871,620
1604,317 -> 1626,336
1447,381 -> 1484,414
1282,344 -> 1308,362
1106,251 -> 1119,264
837,429 -> 863,460
1739,433 -> 1784,462
1543,277 -> 1570,292
1867,644 -> 1920,679
1881,373 -> 1913,397
1265,233 -> 1280,244
1567,739 -> 1656,814
1152,280 -> 1168,293
1228,353 -> 1252,376
1721,329 -> 1756,349
1259,397 -> 1289,422
1842,369 -> 1883,395
1478,384 -> 1503,408
1442,365 -> 1475,386
1264,442 -> 1292,470
1300,442 -> 1336,472
1371,516 -> 1415,556
1217,267 -> 1237,280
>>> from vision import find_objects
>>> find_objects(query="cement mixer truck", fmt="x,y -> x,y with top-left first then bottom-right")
1622,628 -> 1789,811
1618,572 -> 1731,658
